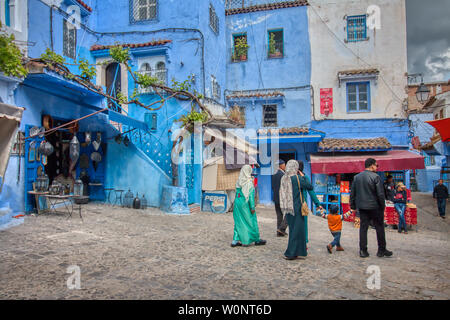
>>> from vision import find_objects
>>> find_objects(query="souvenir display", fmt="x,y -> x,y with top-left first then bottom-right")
28,141 -> 36,162
70,135 -> 80,162
124,189 -> 133,208
85,132 -> 92,146
133,193 -> 141,209
30,126 -> 40,137
74,180 -> 84,196
38,140 -> 54,156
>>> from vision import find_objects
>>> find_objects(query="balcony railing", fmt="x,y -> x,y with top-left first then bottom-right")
136,69 -> 167,94
226,0 -> 293,9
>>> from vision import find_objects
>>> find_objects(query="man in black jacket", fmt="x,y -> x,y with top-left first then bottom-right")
433,179 -> 448,219
272,159 -> 287,236
351,158 -> 393,258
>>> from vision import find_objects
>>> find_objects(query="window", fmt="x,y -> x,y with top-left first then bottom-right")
209,4 -> 219,34
145,113 -> 157,131
268,29 -> 283,58
263,105 -> 277,127
155,61 -> 166,84
347,15 -> 367,42
211,76 -> 220,100
347,82 -> 370,112
106,62 -> 122,112
137,60 -> 166,94
232,34 -> 248,62
131,0 -> 157,23
63,20 -> 77,59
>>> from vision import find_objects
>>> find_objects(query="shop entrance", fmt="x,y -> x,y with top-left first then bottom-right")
279,151 -> 296,164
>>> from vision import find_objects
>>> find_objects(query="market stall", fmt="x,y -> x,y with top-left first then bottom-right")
310,139 -> 425,228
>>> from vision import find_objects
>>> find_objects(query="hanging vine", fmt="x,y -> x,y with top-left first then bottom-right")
0,22 -> 28,78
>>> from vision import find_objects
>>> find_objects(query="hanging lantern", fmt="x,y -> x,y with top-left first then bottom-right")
141,194 -> 147,210
133,192 -> 141,209
70,135 -> 80,162
124,189 -> 133,208
43,174 -> 49,191
84,132 -> 92,145
74,179 -> 83,197
39,140 -> 54,156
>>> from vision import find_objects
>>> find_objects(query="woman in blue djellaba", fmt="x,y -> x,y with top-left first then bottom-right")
231,165 -> 267,247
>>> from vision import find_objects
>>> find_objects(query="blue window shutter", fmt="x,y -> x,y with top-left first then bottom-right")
5,0 -> 11,27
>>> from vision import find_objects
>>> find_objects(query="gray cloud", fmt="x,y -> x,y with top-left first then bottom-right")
406,0 -> 450,82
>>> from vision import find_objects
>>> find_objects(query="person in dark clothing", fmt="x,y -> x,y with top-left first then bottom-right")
433,179 -> 448,219
393,182 -> 408,233
350,158 -> 393,258
384,175 -> 395,202
272,159 -> 287,236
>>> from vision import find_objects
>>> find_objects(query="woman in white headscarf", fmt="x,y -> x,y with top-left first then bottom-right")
231,165 -> 267,247
280,160 -> 322,260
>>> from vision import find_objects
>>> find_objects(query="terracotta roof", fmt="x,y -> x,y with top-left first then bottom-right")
226,0 -> 308,15
90,40 -> 172,51
257,127 -> 310,135
75,0 -> 92,12
338,69 -> 380,76
226,91 -> 284,100
318,138 -> 392,152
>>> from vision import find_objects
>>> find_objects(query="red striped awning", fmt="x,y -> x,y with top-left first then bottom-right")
426,118 -> 450,142
310,150 -> 425,174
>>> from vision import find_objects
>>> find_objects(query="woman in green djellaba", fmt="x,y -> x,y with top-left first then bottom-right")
280,160 -> 322,260
231,165 -> 267,247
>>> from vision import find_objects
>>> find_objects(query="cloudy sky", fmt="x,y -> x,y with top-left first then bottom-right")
406,0 -> 450,83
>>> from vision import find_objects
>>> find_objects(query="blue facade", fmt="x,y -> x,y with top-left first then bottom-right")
225,4 -> 313,204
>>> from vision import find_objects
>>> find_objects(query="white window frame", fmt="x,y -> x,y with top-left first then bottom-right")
131,0 -> 157,23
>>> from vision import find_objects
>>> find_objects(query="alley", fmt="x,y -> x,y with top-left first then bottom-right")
0,193 -> 449,300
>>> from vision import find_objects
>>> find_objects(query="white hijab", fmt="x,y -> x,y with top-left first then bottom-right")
279,160 -> 299,215
236,165 -> 254,202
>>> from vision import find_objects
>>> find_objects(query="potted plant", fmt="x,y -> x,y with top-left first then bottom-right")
234,37 -> 249,61
269,33 -> 282,58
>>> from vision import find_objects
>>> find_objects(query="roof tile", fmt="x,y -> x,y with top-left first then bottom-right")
90,40 -> 172,51
318,138 -> 392,152
226,0 -> 308,15
75,0 -> 92,12
257,127 -> 310,135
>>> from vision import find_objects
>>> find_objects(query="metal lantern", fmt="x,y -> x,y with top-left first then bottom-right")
124,189 -> 134,208
140,194 -> 147,210
70,135 -> 80,162
43,174 -> 49,191
50,181 -> 60,195
133,192 -> 141,209
39,140 -> 54,156
416,82 -> 431,104
35,175 -> 42,191
74,179 -> 83,196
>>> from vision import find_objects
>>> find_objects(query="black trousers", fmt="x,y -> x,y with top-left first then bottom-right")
275,202 -> 287,232
359,208 -> 386,252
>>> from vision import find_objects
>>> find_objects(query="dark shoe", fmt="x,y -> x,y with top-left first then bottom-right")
255,240 -> 267,246
284,256 -> 297,260
398,229 -> 402,233
326,244 -> 332,254
442,216 -> 446,219
336,246 -> 344,251
377,249 -> 393,257
403,230 -> 408,234
277,229 -> 287,236
231,242 -> 242,247
360,250 -> 369,258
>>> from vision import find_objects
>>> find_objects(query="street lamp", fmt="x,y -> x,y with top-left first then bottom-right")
416,82 -> 430,104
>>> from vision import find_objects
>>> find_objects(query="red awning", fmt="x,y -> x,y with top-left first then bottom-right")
426,118 -> 450,142
310,150 -> 425,174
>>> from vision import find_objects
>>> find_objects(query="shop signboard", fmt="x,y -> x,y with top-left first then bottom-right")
202,192 -> 227,214
320,88 -> 333,115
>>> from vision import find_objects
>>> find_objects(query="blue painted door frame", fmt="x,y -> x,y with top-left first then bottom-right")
24,125 -> 44,213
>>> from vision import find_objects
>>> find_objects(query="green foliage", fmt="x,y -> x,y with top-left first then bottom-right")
0,23 -> 28,77
171,74 -> 194,92
110,45 -> 130,64
136,72 -> 160,88
234,36 -> 249,57
116,92 -> 127,104
177,109 -> 209,131
40,48 -> 66,65
78,58 -> 96,80
269,33 -> 276,55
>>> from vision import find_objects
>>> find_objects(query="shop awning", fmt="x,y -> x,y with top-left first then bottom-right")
426,118 -> 450,142
310,150 -> 425,174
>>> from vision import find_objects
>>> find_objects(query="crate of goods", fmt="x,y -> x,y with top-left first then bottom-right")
340,181 -> 350,193
341,193 -> 350,204
384,205 -> 398,225
405,204 -> 417,225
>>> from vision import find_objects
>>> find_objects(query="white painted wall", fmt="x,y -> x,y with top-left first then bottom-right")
0,0 -> 28,55
308,0 -> 408,120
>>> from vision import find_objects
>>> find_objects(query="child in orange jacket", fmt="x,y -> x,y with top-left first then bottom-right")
318,204 -> 352,253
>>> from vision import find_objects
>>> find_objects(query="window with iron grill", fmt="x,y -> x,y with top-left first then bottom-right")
209,4 -> 219,34
63,20 -> 77,59
263,105 -> 277,127
130,0 -> 157,23
137,61 -> 166,94
232,34 -> 248,62
347,15 -> 367,42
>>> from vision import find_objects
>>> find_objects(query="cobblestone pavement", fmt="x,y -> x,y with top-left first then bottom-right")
0,193 -> 449,300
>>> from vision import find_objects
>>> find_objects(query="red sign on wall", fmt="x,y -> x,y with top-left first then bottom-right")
320,88 -> 333,115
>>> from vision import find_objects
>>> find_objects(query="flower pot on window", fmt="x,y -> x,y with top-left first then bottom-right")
240,55 -> 247,61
